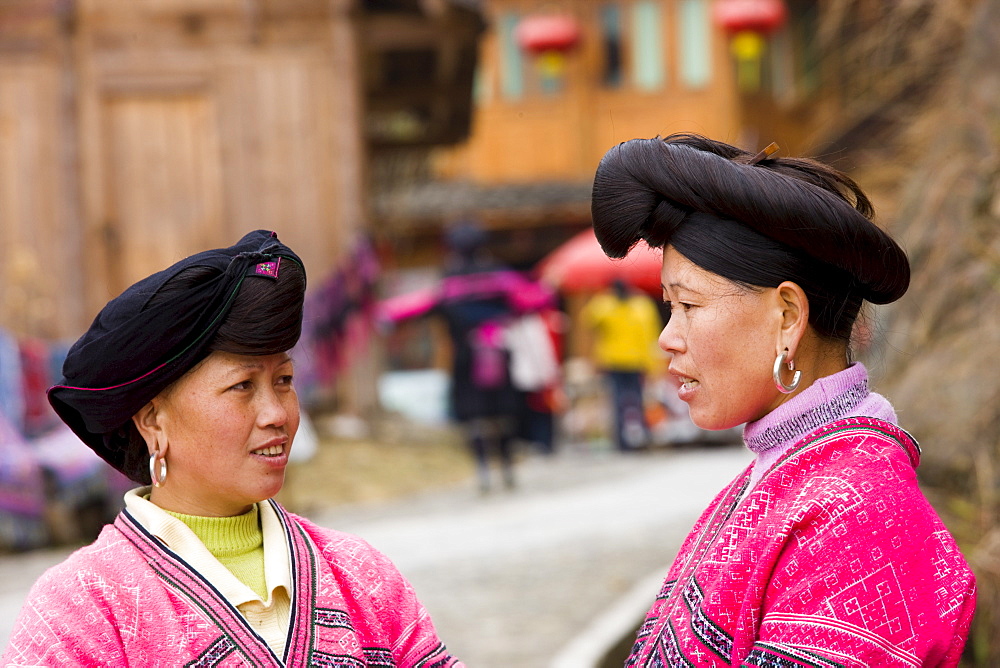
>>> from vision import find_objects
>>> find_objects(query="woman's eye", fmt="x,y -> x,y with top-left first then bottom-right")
277,375 -> 294,387
230,381 -> 252,391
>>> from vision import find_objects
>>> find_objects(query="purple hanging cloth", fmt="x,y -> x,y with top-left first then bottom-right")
0,410 -> 47,550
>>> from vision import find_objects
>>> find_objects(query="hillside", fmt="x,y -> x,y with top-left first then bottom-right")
834,0 -> 1000,660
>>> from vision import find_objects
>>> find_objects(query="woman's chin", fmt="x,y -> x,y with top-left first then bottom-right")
689,412 -> 741,432
257,475 -> 286,501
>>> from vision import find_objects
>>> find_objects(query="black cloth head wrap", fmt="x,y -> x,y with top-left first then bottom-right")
48,229 -> 304,476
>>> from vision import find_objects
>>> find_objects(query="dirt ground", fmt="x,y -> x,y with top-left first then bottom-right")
276,414 -> 476,515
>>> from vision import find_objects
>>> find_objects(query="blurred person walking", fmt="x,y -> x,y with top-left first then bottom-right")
591,134 -> 975,665
580,278 -> 662,451
378,221 -> 557,493
506,305 -> 565,457
3,231 -> 461,667
435,222 -> 554,492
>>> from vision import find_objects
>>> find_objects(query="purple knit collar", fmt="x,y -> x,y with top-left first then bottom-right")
744,363 -> 872,454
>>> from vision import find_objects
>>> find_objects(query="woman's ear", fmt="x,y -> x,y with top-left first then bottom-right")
132,400 -> 164,456
775,281 -> 809,361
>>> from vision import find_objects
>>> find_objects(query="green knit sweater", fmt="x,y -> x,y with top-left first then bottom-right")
165,505 -> 267,600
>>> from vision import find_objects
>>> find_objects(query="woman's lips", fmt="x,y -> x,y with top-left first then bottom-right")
250,437 -> 288,458
671,371 -> 699,401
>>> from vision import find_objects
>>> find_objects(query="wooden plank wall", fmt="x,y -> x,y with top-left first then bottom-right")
102,93 -> 224,290
0,31 -> 85,340
434,0 -> 742,184
433,0 -> 824,185
0,0 -> 367,338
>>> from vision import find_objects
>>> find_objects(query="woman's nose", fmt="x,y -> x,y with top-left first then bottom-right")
258,388 -> 289,428
658,317 -> 684,354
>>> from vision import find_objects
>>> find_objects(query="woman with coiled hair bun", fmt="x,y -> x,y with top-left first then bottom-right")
592,134 -> 975,665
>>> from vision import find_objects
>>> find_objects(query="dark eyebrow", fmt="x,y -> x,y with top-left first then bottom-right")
662,281 -> 701,292
235,354 -> 293,372
236,361 -> 265,372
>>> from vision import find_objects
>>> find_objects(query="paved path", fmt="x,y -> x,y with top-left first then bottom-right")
312,444 -> 752,667
0,444 -> 752,666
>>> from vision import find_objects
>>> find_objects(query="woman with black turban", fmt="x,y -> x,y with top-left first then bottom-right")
3,231 -> 461,667
591,135 -> 975,665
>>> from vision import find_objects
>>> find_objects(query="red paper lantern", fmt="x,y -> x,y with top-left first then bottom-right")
712,0 -> 787,35
515,14 -> 582,55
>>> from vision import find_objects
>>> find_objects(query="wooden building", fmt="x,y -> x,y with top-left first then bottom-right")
375,0 -> 831,270
0,0 -> 483,343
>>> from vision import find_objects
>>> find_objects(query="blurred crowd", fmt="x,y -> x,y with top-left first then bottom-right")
378,221 -> 719,493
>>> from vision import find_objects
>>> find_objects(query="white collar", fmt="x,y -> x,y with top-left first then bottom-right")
123,488 -> 292,606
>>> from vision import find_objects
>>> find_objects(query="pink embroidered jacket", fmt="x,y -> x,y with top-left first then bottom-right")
627,417 -> 976,667
3,501 -> 461,667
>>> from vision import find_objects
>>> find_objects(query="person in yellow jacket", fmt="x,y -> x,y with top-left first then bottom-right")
580,278 -> 663,450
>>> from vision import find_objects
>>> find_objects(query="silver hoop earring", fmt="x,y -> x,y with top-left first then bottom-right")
149,449 -> 167,487
773,348 -> 802,394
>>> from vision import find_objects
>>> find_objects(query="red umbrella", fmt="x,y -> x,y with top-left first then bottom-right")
536,229 -> 663,295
